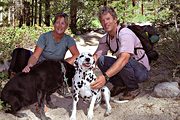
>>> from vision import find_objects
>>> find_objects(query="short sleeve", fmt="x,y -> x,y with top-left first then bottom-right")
36,33 -> 46,49
95,35 -> 109,56
66,35 -> 76,48
119,33 -> 135,54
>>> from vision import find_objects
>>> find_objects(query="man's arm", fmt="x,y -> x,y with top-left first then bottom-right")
91,52 -> 131,89
105,52 -> 130,77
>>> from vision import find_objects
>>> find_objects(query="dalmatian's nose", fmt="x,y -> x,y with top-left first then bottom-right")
85,58 -> 90,62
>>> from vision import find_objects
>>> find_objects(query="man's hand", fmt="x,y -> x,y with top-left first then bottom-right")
90,74 -> 106,89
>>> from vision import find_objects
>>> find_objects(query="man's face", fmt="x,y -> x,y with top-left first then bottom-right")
100,13 -> 117,32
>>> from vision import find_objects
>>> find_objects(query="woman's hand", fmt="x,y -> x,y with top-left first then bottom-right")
90,74 -> 106,89
22,46 -> 42,73
22,64 -> 33,73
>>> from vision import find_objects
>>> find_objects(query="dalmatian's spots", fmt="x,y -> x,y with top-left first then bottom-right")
71,52 -> 112,120
101,88 -> 105,92
86,78 -> 90,82
77,81 -> 83,88
73,93 -> 78,101
74,85 -> 78,90
91,90 -> 97,95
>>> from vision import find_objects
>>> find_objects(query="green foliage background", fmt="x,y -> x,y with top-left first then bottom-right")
0,26 -> 51,61
0,0 -> 179,66
0,0 -> 179,110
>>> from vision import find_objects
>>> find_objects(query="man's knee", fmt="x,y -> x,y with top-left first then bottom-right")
136,72 -> 149,83
97,56 -> 105,68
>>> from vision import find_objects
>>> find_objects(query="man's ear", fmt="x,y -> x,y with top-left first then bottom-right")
114,17 -> 118,24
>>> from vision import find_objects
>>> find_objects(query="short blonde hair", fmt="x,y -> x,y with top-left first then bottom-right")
53,13 -> 69,25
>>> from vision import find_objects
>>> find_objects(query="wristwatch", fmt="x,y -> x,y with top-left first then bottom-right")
103,72 -> 110,82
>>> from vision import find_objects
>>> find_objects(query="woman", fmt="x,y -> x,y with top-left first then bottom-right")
23,13 -> 79,72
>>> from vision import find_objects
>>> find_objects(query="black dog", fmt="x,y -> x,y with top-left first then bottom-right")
8,48 -> 32,78
1,60 -> 75,120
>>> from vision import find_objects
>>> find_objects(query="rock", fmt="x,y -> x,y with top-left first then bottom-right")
176,115 -> 180,120
153,82 -> 180,98
0,60 -> 10,72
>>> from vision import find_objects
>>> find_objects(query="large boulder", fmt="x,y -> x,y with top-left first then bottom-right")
153,82 -> 180,98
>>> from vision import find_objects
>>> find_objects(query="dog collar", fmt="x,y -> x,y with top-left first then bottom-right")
103,72 -> 110,82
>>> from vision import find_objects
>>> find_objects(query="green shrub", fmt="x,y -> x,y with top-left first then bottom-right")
0,25 -> 51,61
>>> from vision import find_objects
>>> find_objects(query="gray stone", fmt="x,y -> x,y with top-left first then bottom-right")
153,82 -> 180,98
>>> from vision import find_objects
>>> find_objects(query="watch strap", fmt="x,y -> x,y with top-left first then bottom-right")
103,72 -> 110,82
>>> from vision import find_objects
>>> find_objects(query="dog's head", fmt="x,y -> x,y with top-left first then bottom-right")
8,48 -> 32,78
74,52 -> 95,71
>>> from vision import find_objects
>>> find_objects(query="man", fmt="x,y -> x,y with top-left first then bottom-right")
91,6 -> 150,100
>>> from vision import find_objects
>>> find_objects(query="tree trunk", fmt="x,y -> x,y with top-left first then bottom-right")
25,2 -> 31,26
69,0 -> 78,34
18,0 -> 23,27
44,0 -> 50,26
34,0 -> 37,25
39,0 -> 42,26
141,0 -> 144,15
31,0 -> 34,26
12,0 -> 15,27
0,0 -> 3,26
132,0 -> 136,6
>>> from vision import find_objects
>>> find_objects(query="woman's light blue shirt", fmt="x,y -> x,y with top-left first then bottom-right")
36,31 -> 76,62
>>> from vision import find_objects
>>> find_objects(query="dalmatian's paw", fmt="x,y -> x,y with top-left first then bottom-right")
70,116 -> 76,120
104,108 -> 111,117
87,111 -> 94,120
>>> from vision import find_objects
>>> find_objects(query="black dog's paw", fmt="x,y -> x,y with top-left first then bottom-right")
15,112 -> 28,118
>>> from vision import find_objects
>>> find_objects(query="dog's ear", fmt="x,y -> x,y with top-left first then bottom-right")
74,58 -> 78,68
92,57 -> 96,68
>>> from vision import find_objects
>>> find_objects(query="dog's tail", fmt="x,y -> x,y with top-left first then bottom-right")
110,97 -> 129,104
0,98 -> 6,110
0,99 -> 12,112
0,92 -> 10,111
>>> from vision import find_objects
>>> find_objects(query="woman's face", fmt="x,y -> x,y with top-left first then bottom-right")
54,17 -> 68,35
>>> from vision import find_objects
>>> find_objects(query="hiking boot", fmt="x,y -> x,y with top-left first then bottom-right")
119,89 -> 140,100
110,86 -> 126,97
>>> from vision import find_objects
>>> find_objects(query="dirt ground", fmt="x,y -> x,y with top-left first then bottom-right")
0,31 -> 179,120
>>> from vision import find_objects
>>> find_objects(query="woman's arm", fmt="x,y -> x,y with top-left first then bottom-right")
22,46 -> 43,72
65,45 -> 80,64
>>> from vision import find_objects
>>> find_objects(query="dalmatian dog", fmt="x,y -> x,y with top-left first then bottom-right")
70,52 -> 112,120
